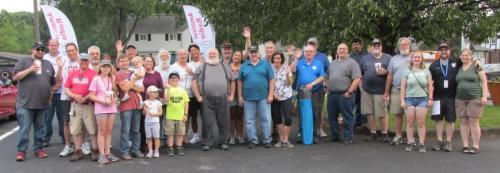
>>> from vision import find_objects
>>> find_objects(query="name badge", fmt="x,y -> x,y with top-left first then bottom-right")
451,63 -> 456,68
444,80 -> 448,88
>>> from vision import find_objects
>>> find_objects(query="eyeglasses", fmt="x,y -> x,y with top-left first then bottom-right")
35,47 -> 45,52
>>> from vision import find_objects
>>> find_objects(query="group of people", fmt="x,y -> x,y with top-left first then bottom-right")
14,27 -> 488,164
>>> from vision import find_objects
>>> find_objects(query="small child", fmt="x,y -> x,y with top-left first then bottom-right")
122,56 -> 145,104
143,85 -> 163,158
165,72 -> 189,156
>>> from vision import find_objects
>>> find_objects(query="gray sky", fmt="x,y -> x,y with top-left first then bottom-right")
0,0 -> 34,12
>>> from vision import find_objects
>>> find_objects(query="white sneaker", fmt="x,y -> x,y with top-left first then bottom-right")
229,137 -> 236,145
145,152 -> 153,158
237,137 -> 245,144
188,134 -> 200,144
319,129 -> 328,137
153,150 -> 160,158
81,142 -> 91,155
59,145 -> 74,157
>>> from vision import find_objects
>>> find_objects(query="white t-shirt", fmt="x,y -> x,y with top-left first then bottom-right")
144,99 -> 162,123
60,57 -> 80,100
43,53 -> 62,93
132,66 -> 145,87
167,63 -> 196,97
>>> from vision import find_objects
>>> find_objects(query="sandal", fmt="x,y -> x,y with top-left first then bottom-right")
462,147 -> 470,153
468,147 -> 480,154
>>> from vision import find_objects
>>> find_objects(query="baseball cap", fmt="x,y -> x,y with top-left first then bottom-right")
307,37 -> 319,45
32,42 -> 45,49
438,43 -> 449,50
126,45 -> 136,50
371,39 -> 382,45
100,59 -> 113,66
79,53 -> 90,61
146,85 -> 161,93
222,41 -> 232,48
250,45 -> 258,53
169,72 -> 180,79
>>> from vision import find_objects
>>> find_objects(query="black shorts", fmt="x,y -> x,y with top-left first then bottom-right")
431,98 -> 456,122
60,100 -> 72,122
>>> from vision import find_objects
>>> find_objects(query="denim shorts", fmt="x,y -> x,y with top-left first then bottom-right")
405,97 -> 427,108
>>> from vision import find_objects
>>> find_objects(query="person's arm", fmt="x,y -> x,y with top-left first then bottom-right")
400,79 -> 407,110
384,72 -> 393,101
238,79 -> 244,106
305,76 -> 324,90
289,49 -> 302,73
192,79 -> 203,103
267,79 -> 275,104
65,87 -> 84,103
115,40 -> 124,57
243,26 -> 251,51
13,63 -> 38,81
228,80 -> 235,102
427,75 -> 434,107
183,101 -> 189,122
479,70 -> 489,105
345,78 -> 361,97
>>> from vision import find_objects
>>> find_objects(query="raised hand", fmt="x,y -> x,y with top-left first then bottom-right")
242,26 -> 251,38
115,40 -> 124,53
294,48 -> 302,59
56,56 -> 65,68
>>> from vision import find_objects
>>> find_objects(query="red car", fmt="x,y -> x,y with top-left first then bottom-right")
0,52 -> 28,120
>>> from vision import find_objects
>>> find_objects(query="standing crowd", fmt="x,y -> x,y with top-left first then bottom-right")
14,27 -> 488,163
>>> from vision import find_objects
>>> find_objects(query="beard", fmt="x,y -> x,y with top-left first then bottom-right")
400,49 -> 410,55
206,58 -> 220,65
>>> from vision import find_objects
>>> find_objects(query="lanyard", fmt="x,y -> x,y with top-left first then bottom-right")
440,61 -> 448,79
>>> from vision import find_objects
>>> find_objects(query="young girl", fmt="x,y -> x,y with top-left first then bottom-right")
401,52 -> 433,153
88,60 -> 120,164
122,56 -> 145,104
143,86 -> 163,158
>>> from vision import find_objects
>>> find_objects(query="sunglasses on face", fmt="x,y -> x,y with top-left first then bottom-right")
35,47 -> 45,52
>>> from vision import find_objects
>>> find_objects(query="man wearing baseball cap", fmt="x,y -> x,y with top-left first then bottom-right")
221,41 -> 233,65
429,43 -> 458,151
14,42 -> 56,161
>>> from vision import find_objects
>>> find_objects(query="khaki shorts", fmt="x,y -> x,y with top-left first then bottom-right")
69,103 -> 97,135
361,91 -> 388,117
456,99 -> 484,118
389,88 -> 404,115
165,119 -> 185,136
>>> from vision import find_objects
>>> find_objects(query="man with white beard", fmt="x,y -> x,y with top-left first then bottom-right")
384,37 -> 412,145
192,48 -> 235,151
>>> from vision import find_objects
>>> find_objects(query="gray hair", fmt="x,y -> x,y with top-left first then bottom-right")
87,45 -> 100,54
155,49 -> 171,65
395,37 -> 412,54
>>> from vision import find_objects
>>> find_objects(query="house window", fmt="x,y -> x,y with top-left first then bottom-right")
139,34 -> 147,41
177,33 -> 182,41
170,34 -> 175,41
165,34 -> 169,41
135,34 -> 139,41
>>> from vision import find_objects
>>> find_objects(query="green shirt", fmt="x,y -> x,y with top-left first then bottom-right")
403,68 -> 430,97
166,87 -> 189,120
456,65 -> 482,100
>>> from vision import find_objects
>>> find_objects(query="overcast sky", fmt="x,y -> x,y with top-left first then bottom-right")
0,0 -> 34,12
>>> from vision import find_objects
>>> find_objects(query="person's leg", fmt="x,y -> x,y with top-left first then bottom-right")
82,106 -> 98,152
339,94 -> 355,142
362,92 -> 376,135
311,90 -> 325,138
167,135 -> 174,147
405,106 -> 416,144
390,89 -> 404,138
445,122 -> 455,142
367,114 -> 375,133
271,101 -> 284,142
282,99 -> 294,143
16,108 -> 33,153
105,114 -> 115,155
460,117 -> 470,148
176,135 -> 184,147
201,98 -> 216,147
258,99 -> 273,144
469,117 -> 481,149
416,107 -> 428,145
244,100 -> 258,144
395,114 -> 404,137
215,95 -> 230,145
139,111 -> 146,152
130,109 -> 142,154
435,120 -> 444,142
61,101 -> 72,147
327,93 -> 340,140
236,107 -> 245,140
119,110 -> 132,155
229,106 -> 237,141
31,109 -> 47,152
43,100 -> 56,143
96,115 -> 107,155
354,89 -> 363,126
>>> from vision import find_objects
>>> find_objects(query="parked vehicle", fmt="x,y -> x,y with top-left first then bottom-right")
0,66 -> 16,120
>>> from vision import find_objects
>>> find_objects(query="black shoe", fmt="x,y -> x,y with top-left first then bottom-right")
220,144 -> 229,150
370,132 -> 378,141
167,148 -> 175,156
264,143 -> 272,148
201,145 -> 211,151
432,141 -> 444,151
329,137 -> 341,143
381,133 -> 390,143
248,143 -> 256,149
177,147 -> 184,156
313,137 -> 320,144
42,140 -> 50,147
296,138 -> 303,144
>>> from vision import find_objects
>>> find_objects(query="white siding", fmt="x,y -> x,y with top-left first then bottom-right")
127,29 -> 193,57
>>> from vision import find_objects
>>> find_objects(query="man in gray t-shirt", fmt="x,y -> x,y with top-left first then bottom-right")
14,42 -> 56,161
384,37 -> 412,145
325,43 -> 361,143
192,48 -> 235,151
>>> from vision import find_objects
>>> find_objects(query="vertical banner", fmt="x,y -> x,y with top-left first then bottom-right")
182,5 -> 216,59
41,5 -> 78,57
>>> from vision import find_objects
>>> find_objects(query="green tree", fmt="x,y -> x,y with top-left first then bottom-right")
193,0 -> 500,54
0,10 -> 35,54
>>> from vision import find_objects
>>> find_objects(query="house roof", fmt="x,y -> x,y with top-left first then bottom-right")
127,15 -> 187,34
0,52 -> 30,66
473,45 -> 491,52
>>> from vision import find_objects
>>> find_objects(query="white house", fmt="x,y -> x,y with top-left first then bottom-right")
126,15 -> 192,62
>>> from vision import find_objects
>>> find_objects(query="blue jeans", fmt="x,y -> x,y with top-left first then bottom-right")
327,92 -> 355,141
244,99 -> 272,144
42,93 -> 64,141
16,108 -> 47,152
120,109 -> 141,155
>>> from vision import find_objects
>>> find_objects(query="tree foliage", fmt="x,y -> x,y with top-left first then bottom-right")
192,0 -> 500,54
0,10 -> 35,54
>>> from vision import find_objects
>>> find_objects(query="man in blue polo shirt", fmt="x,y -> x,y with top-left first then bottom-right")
292,44 -> 325,143
238,45 -> 275,149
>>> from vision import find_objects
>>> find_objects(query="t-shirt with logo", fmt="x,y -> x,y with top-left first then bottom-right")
60,59 -> 80,100
64,69 -> 96,98
88,75 -> 117,114
166,86 -> 189,121
144,99 -> 163,123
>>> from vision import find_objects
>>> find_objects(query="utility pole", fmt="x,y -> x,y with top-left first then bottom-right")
34,0 -> 40,42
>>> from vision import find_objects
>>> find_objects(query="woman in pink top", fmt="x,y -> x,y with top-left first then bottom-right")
89,60 -> 118,164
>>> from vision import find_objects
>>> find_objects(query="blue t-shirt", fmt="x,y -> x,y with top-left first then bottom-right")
295,59 -> 325,91
301,51 -> 330,74
239,59 -> 274,101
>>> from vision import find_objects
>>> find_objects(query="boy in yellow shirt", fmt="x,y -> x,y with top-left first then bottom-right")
165,72 -> 189,156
